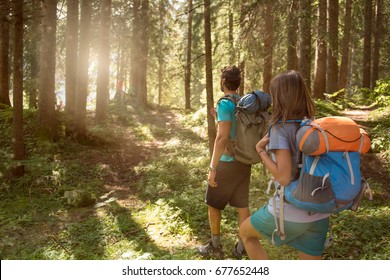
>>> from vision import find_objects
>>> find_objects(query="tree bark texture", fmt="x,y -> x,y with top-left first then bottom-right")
27,0 -> 41,109
131,0 -> 149,108
131,0 -> 140,102
204,0 -> 216,156
313,0 -> 327,99
362,0 -> 373,88
228,0 -> 235,64
12,0 -> 25,176
96,0 -> 112,123
287,0 -> 299,71
74,0 -> 92,140
0,0 -> 11,106
372,0 -> 383,88
327,0 -> 339,94
158,0 -> 165,105
338,0 -> 352,90
298,0 -> 312,92
65,0 -> 79,116
238,0 -> 247,96
185,0 -> 193,110
262,2 -> 273,93
38,0 -> 57,140
138,0 -> 149,108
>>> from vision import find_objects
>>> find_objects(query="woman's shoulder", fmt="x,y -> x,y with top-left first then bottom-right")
271,121 -> 300,135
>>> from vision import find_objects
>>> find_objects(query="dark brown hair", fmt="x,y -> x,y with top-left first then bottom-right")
269,70 -> 316,124
221,66 -> 241,90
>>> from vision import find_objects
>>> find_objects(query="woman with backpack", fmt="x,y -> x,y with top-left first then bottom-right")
239,70 -> 330,260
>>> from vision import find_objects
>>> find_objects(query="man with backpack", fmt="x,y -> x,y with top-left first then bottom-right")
198,66 -> 251,259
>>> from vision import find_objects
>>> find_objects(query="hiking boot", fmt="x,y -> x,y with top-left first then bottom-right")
198,240 -> 224,259
232,242 -> 247,259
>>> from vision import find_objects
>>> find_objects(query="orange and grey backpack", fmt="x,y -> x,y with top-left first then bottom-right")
270,116 -> 372,242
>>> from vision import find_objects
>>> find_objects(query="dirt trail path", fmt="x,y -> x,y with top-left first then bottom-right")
342,109 -> 371,122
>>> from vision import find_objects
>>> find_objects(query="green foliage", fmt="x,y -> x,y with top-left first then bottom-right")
372,79 -> 390,108
314,99 -> 342,117
364,80 -> 390,159
368,106 -> 390,159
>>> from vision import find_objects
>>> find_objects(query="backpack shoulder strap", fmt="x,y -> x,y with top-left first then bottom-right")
217,94 -> 238,106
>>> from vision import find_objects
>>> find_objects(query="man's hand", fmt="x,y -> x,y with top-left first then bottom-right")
208,170 -> 218,187
210,108 -> 217,119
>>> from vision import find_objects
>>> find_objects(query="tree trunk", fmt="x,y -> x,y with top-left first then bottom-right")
327,0 -> 339,94
287,0 -> 299,71
313,0 -> 327,99
362,0 -> 373,88
65,0 -> 78,117
158,0 -> 165,105
338,0 -> 352,90
239,61 -> 245,96
131,0 -> 149,108
96,0 -> 112,124
185,0 -> 193,110
74,0 -> 92,140
138,0 -> 149,108
131,0 -> 140,103
262,2 -> 273,93
204,0 -> 216,156
38,0 -> 57,140
228,0 -> 235,64
372,0 -> 383,88
27,0 -> 41,109
12,0 -> 25,176
0,0 -> 11,106
298,0 -> 312,92
238,0 -> 247,96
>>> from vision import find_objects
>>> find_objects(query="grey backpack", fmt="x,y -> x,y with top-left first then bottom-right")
218,91 -> 271,165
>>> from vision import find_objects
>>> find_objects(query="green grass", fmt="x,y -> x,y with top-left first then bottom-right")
0,101 -> 389,260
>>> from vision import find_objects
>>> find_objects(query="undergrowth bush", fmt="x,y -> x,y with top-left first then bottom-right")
372,79 -> 390,108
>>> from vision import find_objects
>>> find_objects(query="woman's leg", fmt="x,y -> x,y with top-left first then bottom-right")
239,217 -> 269,260
298,251 -> 322,260
237,207 -> 250,229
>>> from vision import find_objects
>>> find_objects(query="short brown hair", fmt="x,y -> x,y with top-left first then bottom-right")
221,66 -> 241,90
269,70 -> 315,125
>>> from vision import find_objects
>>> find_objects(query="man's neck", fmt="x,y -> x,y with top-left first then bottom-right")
224,90 -> 237,96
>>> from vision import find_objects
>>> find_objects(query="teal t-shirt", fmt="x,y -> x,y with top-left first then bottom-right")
217,94 -> 239,162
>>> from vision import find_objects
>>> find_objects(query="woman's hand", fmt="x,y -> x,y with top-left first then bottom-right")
256,134 -> 270,154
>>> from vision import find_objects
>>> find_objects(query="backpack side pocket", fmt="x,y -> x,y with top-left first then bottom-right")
293,172 -> 335,204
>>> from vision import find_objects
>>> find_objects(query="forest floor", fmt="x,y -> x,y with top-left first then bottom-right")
0,104 -> 389,260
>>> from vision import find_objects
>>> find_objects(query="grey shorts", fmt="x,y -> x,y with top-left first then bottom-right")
205,160 -> 251,210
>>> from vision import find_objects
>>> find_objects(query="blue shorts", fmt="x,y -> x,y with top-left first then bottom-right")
250,206 -> 329,256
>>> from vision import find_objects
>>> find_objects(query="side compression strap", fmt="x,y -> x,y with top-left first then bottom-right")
310,122 -> 330,153
271,186 -> 286,245
344,152 -> 355,185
